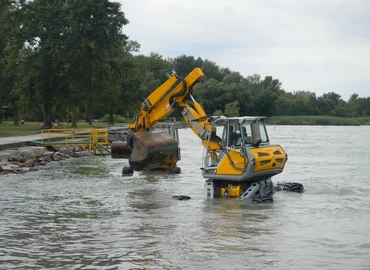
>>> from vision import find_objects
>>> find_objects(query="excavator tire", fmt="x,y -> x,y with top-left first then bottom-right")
283,182 -> 304,193
252,196 -> 274,203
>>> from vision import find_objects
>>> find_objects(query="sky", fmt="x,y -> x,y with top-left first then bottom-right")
118,0 -> 370,100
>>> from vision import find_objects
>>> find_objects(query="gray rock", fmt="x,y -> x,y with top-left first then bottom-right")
23,159 -> 35,167
0,145 -> 91,174
1,165 -> 17,172
20,167 -> 31,173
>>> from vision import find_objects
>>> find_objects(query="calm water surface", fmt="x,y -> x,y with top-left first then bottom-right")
1,126 -> 370,270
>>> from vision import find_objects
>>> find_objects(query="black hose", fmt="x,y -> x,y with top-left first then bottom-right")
169,76 -> 188,107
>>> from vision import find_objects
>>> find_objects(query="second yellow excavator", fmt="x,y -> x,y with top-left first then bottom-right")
111,68 -> 288,201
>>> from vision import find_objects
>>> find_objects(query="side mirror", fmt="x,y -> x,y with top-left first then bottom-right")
251,122 -> 262,147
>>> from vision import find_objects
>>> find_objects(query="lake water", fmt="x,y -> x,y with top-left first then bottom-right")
1,126 -> 370,270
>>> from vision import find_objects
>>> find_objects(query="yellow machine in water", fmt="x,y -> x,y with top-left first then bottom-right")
111,68 -> 287,201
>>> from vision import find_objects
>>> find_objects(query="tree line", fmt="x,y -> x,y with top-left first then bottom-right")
1,0 -> 369,128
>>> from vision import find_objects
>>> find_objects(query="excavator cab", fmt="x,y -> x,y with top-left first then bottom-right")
202,117 -> 287,200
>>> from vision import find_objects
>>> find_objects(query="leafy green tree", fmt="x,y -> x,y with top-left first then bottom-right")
0,0 -> 20,124
5,0 -> 129,128
222,72 -> 243,84
316,92 -> 343,116
224,101 -> 240,117
224,75 -> 252,116
5,0 -> 72,127
347,96 -> 369,117
201,59 -> 227,82
64,0 -> 129,126
246,74 -> 261,84
134,53 -> 172,93
345,93 -> 360,117
261,76 -> 282,93
114,53 -> 173,122
334,106 -> 346,117
0,0 -> 9,123
171,55 -> 203,77
289,91 -> 319,115
323,92 -> 342,107
275,95 -> 292,115
213,109 -> 223,116
117,61 -> 143,120
144,52 -> 172,82
104,52 -> 138,125
255,89 -> 278,116
195,78 -> 223,114
365,97 -> 370,117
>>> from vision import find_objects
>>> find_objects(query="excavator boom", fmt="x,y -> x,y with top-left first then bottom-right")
112,68 -> 205,171
129,68 -> 204,132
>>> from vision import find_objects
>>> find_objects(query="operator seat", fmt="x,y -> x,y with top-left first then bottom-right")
242,127 -> 252,144
228,126 -> 235,146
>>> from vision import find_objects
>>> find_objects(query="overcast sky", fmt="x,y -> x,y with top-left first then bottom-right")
118,0 -> 370,100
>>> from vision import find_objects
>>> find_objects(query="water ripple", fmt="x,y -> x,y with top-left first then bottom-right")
1,127 -> 370,269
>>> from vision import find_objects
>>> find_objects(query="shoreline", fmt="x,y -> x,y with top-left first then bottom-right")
0,145 -> 92,175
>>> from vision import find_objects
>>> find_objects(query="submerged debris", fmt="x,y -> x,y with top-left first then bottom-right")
172,195 -> 191,200
275,182 -> 304,193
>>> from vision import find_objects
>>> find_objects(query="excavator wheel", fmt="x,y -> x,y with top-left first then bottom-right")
252,196 -> 274,203
283,182 -> 304,193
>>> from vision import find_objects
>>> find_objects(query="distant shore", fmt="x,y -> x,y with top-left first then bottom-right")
266,116 -> 370,126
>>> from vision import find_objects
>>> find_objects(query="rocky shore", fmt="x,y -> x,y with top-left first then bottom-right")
0,146 -> 92,174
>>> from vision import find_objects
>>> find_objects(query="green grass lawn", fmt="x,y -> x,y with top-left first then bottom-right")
0,121 -> 112,137
0,121 -> 42,137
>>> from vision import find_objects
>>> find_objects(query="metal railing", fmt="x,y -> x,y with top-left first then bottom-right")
40,128 -> 111,154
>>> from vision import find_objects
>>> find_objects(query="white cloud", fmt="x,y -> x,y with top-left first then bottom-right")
119,0 -> 370,100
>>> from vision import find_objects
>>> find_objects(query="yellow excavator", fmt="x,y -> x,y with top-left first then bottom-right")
111,68 -> 288,201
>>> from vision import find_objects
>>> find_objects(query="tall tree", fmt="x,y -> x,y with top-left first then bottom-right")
171,55 -> 203,77
5,0 -> 71,127
5,0 -> 129,128
315,92 -> 343,116
0,0 -> 18,124
64,0 -> 129,126
255,90 -> 278,116
224,101 -> 240,117
201,59 -> 226,82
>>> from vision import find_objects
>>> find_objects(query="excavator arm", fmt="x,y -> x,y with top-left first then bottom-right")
129,68 -> 204,132
180,100 -> 221,155
112,68 -> 207,171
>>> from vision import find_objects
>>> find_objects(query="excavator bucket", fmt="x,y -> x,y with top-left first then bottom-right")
128,130 -> 179,171
111,141 -> 132,159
